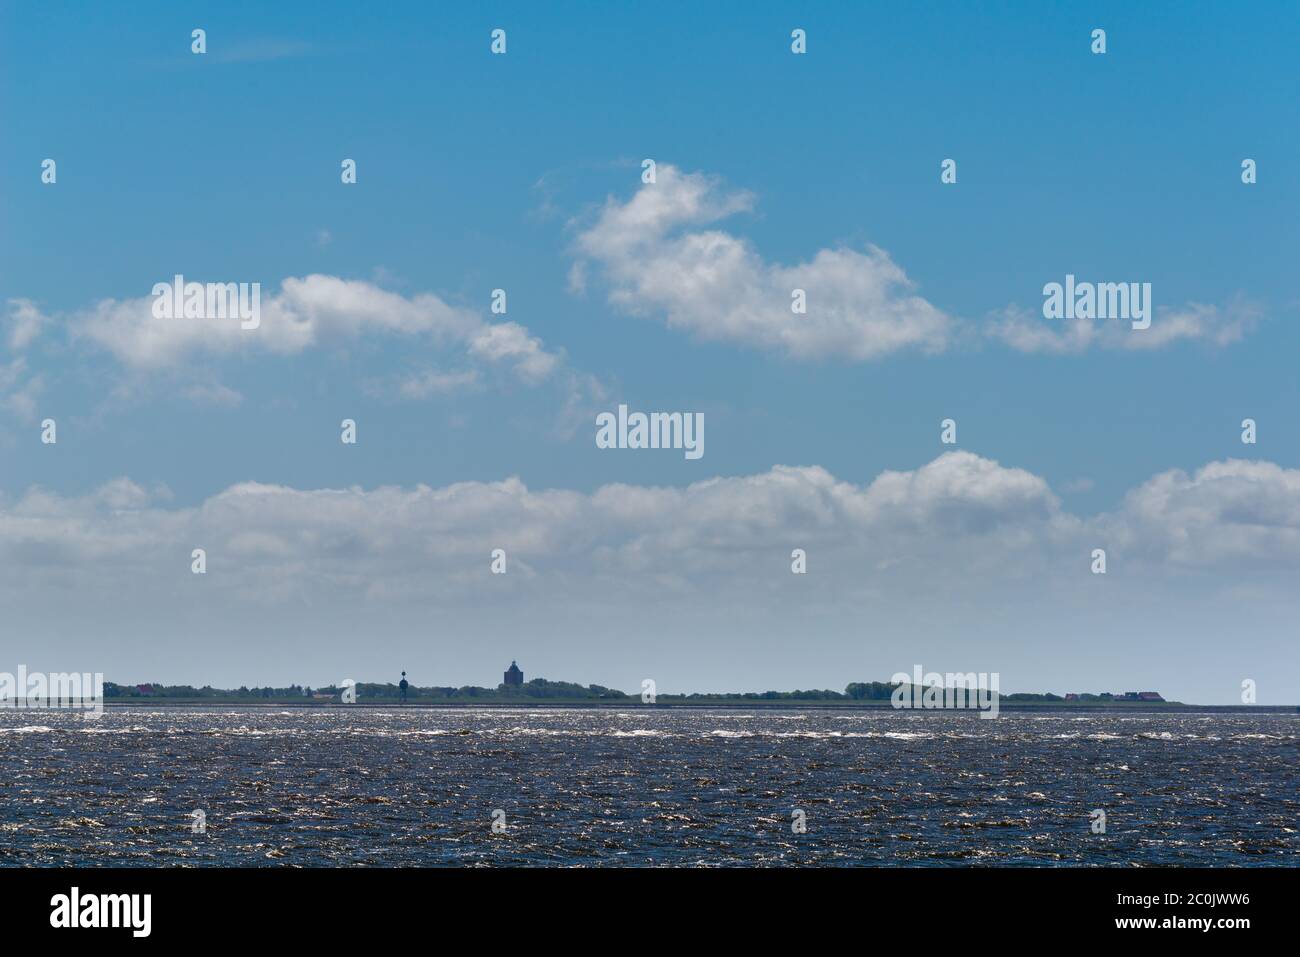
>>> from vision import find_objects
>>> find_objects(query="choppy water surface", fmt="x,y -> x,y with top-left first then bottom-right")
1,708 -> 1296,866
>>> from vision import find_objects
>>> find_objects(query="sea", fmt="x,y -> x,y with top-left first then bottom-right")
1,707 -> 1295,866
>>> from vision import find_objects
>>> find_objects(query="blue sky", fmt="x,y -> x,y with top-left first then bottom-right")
1,2 -> 1297,702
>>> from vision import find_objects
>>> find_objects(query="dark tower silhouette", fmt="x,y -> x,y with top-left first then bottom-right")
503,661 -> 523,687
399,671 -> 408,704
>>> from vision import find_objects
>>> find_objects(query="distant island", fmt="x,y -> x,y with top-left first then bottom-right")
104,677 -> 1168,705
87,660 -> 1297,712
96,675 -> 1279,711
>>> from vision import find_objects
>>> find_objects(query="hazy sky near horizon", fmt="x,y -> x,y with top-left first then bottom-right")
2,2 -> 1298,703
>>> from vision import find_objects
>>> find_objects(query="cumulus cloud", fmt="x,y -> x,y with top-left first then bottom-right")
1104,459 -> 1300,567
572,164 -> 951,360
467,322 -> 560,384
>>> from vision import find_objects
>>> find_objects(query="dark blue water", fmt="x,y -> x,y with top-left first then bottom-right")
1,708 -> 1295,866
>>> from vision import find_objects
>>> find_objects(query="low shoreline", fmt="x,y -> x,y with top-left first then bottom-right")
95,700 -> 1300,713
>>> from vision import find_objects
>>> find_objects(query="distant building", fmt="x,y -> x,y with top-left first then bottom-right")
503,661 -> 523,687
1064,691 -> 1161,702
1110,691 -> 1164,702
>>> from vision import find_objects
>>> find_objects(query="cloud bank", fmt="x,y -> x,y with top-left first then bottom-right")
4,452 -> 1295,605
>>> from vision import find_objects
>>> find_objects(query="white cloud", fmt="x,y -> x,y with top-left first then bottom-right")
382,368 -> 481,400
468,322 -> 561,384
6,298 -> 49,351
1,300 -> 50,422
1105,459 -> 1300,566
65,274 -> 566,389
182,381 -> 245,407
572,164 -> 951,360
988,299 -> 1261,355
0,361 -> 43,420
